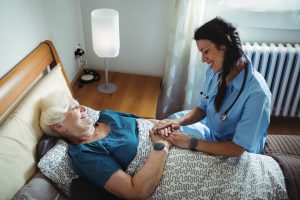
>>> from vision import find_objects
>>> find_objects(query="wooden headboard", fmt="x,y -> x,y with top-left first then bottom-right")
0,40 -> 72,117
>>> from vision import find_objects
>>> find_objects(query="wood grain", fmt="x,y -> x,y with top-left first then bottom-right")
73,71 -> 162,119
0,41 -> 72,117
268,116 -> 300,135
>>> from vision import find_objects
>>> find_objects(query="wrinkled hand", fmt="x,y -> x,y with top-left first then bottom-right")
164,130 -> 189,149
150,119 -> 180,136
150,131 -> 172,148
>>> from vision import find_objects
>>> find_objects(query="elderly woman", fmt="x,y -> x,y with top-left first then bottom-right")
40,91 -> 287,200
40,91 -> 171,200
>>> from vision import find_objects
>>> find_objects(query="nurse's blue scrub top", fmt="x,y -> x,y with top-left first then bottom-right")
175,55 -> 271,154
68,110 -> 139,188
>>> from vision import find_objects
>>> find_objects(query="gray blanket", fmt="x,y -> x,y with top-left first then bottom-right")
126,119 -> 288,200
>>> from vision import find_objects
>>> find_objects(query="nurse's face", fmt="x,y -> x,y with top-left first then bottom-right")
196,39 -> 226,73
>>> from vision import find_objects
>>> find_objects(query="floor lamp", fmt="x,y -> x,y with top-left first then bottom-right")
91,8 -> 120,93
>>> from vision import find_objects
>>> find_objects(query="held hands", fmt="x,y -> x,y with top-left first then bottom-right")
150,131 -> 172,149
150,119 -> 190,149
164,130 -> 189,149
150,119 -> 180,136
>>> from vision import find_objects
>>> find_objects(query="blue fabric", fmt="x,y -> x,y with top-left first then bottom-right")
175,55 -> 271,153
169,111 -> 212,141
68,110 -> 140,188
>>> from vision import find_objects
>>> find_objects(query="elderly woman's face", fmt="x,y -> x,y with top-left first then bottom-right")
62,98 -> 94,137
196,39 -> 226,73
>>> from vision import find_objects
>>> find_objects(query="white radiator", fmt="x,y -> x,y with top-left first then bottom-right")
242,42 -> 300,118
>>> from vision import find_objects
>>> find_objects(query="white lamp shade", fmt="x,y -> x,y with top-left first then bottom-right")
91,9 -> 120,57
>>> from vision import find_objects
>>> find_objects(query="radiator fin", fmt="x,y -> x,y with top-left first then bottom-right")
243,43 -> 300,117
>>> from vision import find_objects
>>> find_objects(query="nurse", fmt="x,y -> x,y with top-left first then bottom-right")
152,17 -> 271,157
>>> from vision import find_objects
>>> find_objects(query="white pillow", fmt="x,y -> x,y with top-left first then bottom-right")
37,139 -> 78,196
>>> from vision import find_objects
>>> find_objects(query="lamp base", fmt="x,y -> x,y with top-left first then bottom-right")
97,83 -> 117,93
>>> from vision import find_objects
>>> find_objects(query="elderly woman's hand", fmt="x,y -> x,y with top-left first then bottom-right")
150,131 -> 172,149
151,119 -> 180,136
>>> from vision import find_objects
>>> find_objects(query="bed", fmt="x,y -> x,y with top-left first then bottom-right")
0,41 -> 299,200
0,41 -> 72,200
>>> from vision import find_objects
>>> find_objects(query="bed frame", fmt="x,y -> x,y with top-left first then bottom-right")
0,41 -> 72,118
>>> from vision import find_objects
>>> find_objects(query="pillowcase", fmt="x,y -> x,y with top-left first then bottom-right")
37,139 -> 79,196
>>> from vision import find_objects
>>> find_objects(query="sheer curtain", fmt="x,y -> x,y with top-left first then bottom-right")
156,0 -> 207,119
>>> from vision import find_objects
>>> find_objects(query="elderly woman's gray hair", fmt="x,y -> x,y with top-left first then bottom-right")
39,91 -> 70,136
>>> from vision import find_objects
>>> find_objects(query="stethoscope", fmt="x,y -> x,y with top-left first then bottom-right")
200,65 -> 248,121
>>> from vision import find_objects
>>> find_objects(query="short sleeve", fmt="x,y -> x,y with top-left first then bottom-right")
197,95 -> 207,111
68,145 -> 121,188
233,92 -> 271,153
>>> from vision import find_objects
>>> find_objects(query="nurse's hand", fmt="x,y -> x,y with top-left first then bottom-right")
151,119 -> 180,136
164,130 -> 189,149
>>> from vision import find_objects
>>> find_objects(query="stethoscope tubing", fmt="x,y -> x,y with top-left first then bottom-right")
200,65 -> 248,121
200,72 -> 222,99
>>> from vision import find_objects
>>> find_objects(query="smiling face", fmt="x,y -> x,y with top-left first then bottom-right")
61,98 -> 94,140
196,39 -> 226,73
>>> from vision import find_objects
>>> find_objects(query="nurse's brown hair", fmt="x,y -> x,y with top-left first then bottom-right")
194,17 -> 244,112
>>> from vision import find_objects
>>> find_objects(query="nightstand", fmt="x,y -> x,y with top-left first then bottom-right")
73,71 -> 162,118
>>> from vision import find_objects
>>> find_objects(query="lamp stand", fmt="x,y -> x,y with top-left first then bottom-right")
97,58 -> 117,93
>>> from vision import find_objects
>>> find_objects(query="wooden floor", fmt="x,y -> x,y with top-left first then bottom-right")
73,70 -> 162,119
73,71 -> 300,135
268,116 -> 300,135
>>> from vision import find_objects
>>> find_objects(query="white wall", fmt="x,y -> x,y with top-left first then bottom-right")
79,0 -> 300,77
1,0 -> 299,79
43,0 -> 85,81
80,0 -> 174,77
0,0 -> 49,78
0,0 -> 85,81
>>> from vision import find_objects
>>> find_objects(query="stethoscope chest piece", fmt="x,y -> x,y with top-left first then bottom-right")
220,113 -> 227,121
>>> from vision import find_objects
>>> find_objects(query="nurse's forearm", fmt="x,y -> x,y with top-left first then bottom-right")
196,140 -> 244,157
176,107 -> 206,126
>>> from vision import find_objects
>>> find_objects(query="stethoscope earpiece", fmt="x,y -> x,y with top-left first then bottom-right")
200,92 -> 209,99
